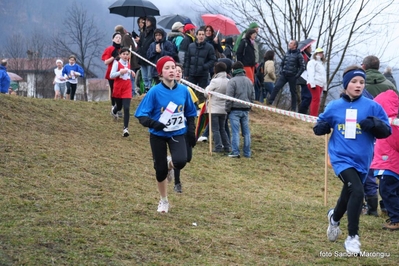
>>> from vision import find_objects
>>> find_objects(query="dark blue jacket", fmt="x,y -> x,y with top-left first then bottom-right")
184,41 -> 217,77
147,29 -> 177,77
280,48 -> 305,78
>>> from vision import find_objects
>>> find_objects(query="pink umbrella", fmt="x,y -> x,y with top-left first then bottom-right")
201,14 -> 240,36
7,72 -> 23,81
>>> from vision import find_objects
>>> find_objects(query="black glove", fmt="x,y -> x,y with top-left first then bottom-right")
359,117 -> 375,132
187,117 -> 196,148
111,48 -> 119,58
313,121 -> 331,135
138,116 -> 166,131
151,120 -> 167,131
360,116 -> 391,139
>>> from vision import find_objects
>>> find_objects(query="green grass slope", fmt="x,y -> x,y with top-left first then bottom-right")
0,95 -> 397,265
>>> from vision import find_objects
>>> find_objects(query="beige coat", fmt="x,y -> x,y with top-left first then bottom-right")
204,72 -> 229,114
263,60 -> 276,83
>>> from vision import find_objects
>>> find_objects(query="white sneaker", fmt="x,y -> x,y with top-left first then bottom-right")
197,136 -> 208,142
344,235 -> 361,254
110,106 -> 118,119
166,156 -> 174,183
327,208 -> 341,242
157,200 -> 169,213
123,128 -> 129,137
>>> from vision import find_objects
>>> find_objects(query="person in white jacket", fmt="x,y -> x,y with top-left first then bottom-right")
307,48 -> 327,116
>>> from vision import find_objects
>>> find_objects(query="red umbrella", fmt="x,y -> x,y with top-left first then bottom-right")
201,14 -> 240,36
298,39 -> 316,52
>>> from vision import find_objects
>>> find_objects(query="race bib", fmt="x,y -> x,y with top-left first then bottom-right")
164,112 -> 185,132
344,109 -> 357,139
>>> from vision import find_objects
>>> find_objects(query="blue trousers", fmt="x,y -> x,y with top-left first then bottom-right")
379,175 -> 399,223
229,110 -> 251,157
298,84 -> 312,114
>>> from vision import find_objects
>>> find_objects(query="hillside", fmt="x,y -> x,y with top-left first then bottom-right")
0,95 -> 397,265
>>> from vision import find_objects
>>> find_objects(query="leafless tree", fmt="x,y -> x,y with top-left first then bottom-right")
52,2 -> 103,101
3,34 -> 26,71
199,0 -> 398,110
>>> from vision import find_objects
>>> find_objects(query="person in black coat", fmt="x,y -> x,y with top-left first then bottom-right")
138,16 -> 156,91
267,40 -> 305,111
184,28 -> 217,103
236,29 -> 257,84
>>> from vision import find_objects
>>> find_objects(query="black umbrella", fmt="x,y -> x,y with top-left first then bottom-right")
108,0 -> 160,18
158,14 -> 189,29
298,38 -> 316,52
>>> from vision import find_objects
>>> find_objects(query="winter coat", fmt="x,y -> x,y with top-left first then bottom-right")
184,41 -> 217,78
371,90 -> 399,176
147,29 -> 177,77
280,49 -> 305,78
296,51 -> 311,85
306,58 -> 327,88
236,38 -> 256,67
137,16 -> 157,66
223,37 -> 234,60
263,60 -> 276,83
205,35 -> 223,54
178,33 -> 195,63
204,72 -> 229,114
101,45 -> 116,80
167,31 -> 185,51
365,69 -> 398,97
0,65 -> 11,94
225,72 -> 255,112
383,72 -> 397,88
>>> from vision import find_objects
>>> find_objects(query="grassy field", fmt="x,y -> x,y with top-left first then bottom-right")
0,95 -> 398,265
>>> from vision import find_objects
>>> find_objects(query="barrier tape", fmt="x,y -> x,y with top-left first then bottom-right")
130,49 -> 399,126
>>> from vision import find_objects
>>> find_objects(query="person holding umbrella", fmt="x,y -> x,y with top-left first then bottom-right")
137,16 -> 157,92
0,59 -> 11,94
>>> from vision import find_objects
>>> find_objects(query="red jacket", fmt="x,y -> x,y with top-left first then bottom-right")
370,90 -> 399,175
101,46 -> 115,80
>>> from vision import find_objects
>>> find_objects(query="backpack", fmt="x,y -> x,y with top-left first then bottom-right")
255,61 -> 265,83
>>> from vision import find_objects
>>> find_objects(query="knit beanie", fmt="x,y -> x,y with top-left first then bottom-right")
156,56 -> 175,75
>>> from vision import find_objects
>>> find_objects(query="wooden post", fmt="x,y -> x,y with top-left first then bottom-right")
324,134 -> 328,206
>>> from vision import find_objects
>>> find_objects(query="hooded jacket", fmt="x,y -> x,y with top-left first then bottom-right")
370,90 -> 399,176
365,69 -> 398,97
138,16 -> 157,66
147,29 -> 177,77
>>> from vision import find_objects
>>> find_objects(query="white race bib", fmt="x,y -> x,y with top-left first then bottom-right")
164,112 -> 185,132
344,109 -> 357,139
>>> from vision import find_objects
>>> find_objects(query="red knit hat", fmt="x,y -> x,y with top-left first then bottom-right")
156,56 -> 175,75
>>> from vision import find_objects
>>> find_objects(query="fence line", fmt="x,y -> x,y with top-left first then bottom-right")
130,49 -> 399,126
